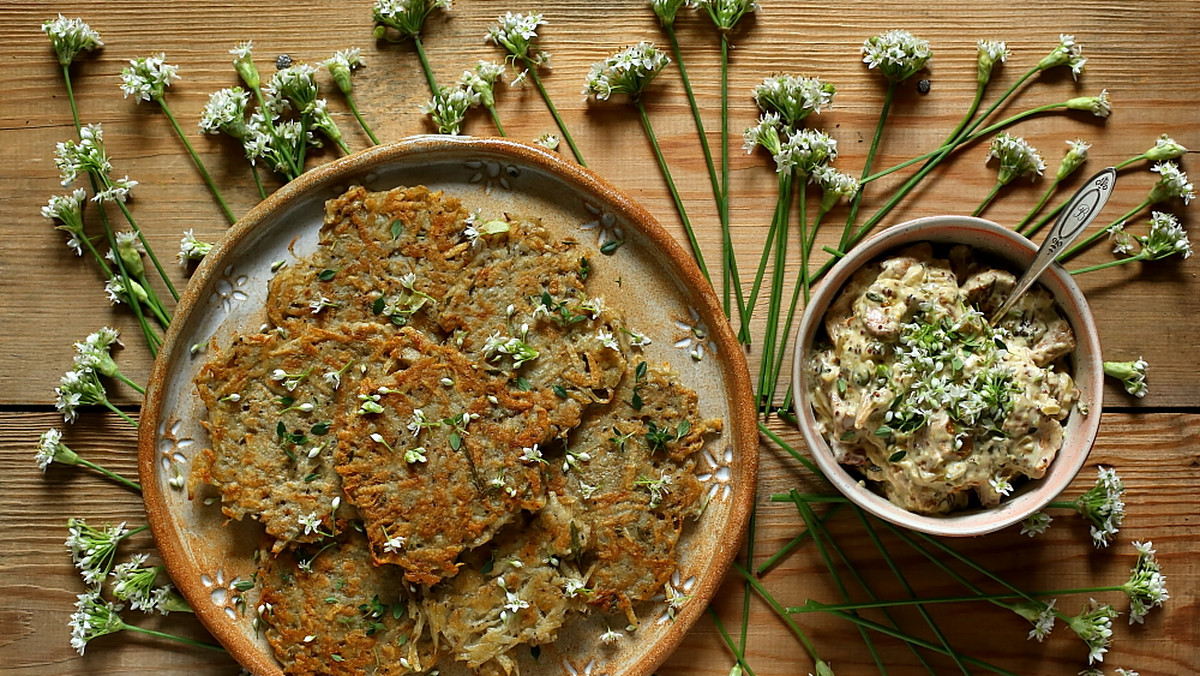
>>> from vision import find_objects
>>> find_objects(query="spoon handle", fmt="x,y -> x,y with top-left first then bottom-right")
989,166 -> 1117,325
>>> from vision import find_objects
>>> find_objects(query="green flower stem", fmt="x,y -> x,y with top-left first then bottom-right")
156,98 -> 236,224
330,132 -> 352,156
345,93 -> 380,144
838,81 -> 896,252
77,227 -> 115,278
757,421 -> 825,479
525,63 -> 585,167
101,399 -> 140,428
131,271 -> 172,330
757,172 -> 793,411
113,197 -> 179,302
817,609 -> 1019,676
1059,201 -> 1151,262
1013,178 -> 1061,231
250,165 -> 268,200
74,456 -> 142,492
485,104 -> 507,137
739,172 -> 792,344
59,65 -> 159,354
767,203 -> 825,410
793,583 -> 1128,614
1046,499 -> 1075,509
943,82 -> 987,150
1115,153 -> 1150,171
1020,200 -> 1066,237
756,502 -> 844,575
769,493 -> 845,503
707,608 -> 757,676
792,495 -> 888,674
731,561 -> 823,666
664,25 -> 739,319
739,502 -> 757,663
635,99 -> 710,283
121,623 -> 225,652
852,506 -> 968,675
717,35 -> 746,321
295,111 -> 312,171
972,181 -> 1004,217
1070,254 -> 1145,276
112,370 -> 146,395
411,35 -> 439,94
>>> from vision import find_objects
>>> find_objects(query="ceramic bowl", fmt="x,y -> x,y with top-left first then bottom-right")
791,215 -> 1103,537
138,136 -> 757,676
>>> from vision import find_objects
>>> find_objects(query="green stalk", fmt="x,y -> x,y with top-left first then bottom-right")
731,562 -> 823,665
757,421 -> 825,479
1020,200 -> 1065,237
75,457 -> 142,492
1059,201 -> 1150,262
944,82 -> 987,149
793,496 -> 888,674
838,81 -> 896,251
295,111 -> 312,171
768,202 -> 823,409
485,104 -> 507,136
817,609 -> 1020,676
113,197 -> 179,302
716,35 -> 746,321
59,65 -> 158,354
1070,255 -> 1144,275
756,502 -> 844,575
665,25 -> 739,318
793,583 -> 1128,614
707,608 -> 757,676
852,507 -> 968,675
412,35 -> 439,94
345,92 -> 380,144
102,400 -> 140,428
635,99 -> 711,282
157,98 -> 236,224
757,172 -> 793,411
251,165 -> 268,200
739,172 -> 791,343
112,370 -> 146,395
525,63 -> 585,167
121,624 -> 225,651
973,181 -> 1004,217
1013,178 -> 1061,231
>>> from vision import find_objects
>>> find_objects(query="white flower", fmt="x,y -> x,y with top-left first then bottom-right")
459,60 -> 506,107
1145,134 -> 1188,162
43,188 -> 89,255
1104,358 -> 1149,398
177,229 -> 213,264
812,165 -> 860,212
752,74 -> 836,126
775,128 -> 838,175
382,529 -> 407,553
989,475 -> 1014,497
54,124 -> 111,186
1028,598 -> 1056,642
584,42 -> 670,101
600,626 -> 624,645
92,176 -> 138,204
534,132 -> 560,150
976,39 -> 1009,85
119,53 -> 180,102
308,296 -> 338,314
405,447 -> 428,464
1066,89 -> 1112,119
68,589 -> 125,655
297,512 -> 322,536
36,428 -> 75,471
597,330 -> 620,351
267,63 -> 320,111
55,368 -> 110,423
421,85 -> 481,135
651,0 -> 690,27
486,11 -> 550,67
519,443 -> 545,464
743,112 -> 782,156
695,0 -> 759,31
1075,467 -> 1126,548
65,518 -> 130,587
862,29 -> 932,83
1149,162 -> 1195,205
73,326 -> 121,376
322,48 -> 364,94
985,133 -> 1045,185
42,14 -> 103,66
1107,222 -> 1137,256
1123,541 -> 1169,624
1020,511 -> 1053,537
372,0 -> 451,39
1057,138 -> 1092,180
1066,598 -> 1117,664
1038,34 -> 1087,79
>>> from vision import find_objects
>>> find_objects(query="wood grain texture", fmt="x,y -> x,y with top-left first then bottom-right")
2,0 -> 1199,674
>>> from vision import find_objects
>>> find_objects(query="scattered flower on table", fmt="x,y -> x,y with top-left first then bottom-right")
322,48 -> 364,95
1122,541 -> 1169,624
1037,33 -> 1087,78
1104,358 -> 1149,398
1057,139 -> 1092,181
1144,133 -> 1188,162
178,229 -> 214,264
694,0 -> 760,32
1065,89 -> 1111,118
69,589 -> 126,655
986,132 -> 1045,184
1020,511 -> 1053,536
65,518 -> 134,586
371,0 -> 451,40
752,74 -> 836,127
1076,467 -> 1127,547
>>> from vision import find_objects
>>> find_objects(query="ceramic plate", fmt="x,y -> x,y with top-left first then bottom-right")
139,136 -> 756,676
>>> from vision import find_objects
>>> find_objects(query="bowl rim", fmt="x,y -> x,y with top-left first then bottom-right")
137,135 -> 759,675
791,215 -> 1103,537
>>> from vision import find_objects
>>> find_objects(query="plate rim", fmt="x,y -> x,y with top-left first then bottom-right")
137,134 -> 758,676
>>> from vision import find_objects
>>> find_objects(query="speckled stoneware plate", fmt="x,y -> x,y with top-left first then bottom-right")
792,216 -> 1102,538
139,136 -> 757,676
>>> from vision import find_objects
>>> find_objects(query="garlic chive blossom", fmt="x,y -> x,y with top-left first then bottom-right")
694,0 -> 759,32
861,29 -> 932,83
584,42 -> 670,101
372,0 -> 451,40
1037,33 -> 1087,79
1066,598 -> 1117,665
1124,541 -> 1169,624
985,133 -> 1046,185
42,14 -> 103,67
1103,358 -> 1149,398
650,0 -> 690,28
976,39 -> 1010,87
1065,89 -> 1112,119
42,189 -> 89,256
119,53 -> 180,103
421,85 -> 481,135
752,74 -> 836,128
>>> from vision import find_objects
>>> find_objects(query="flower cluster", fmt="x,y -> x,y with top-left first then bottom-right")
421,86 -> 481,134
1065,89 -> 1112,119
54,123 -> 113,186
1148,161 -> 1195,205
976,39 -> 1010,86
584,42 -> 671,100
42,188 -> 89,256
178,229 -> 214,264
372,0 -> 451,39
65,518 -> 132,586
695,0 -> 759,32
1058,139 -> 1092,181
1139,211 -> 1191,259
119,53 -> 180,103
486,11 -> 550,70
1075,467 -> 1127,547
1038,33 -> 1087,79
42,14 -> 103,66
776,128 -> 838,176
322,48 -> 364,95
111,553 -> 185,614
1066,598 -> 1118,664
986,132 -> 1046,185
752,74 -> 836,127
69,589 -> 126,655
862,29 -> 932,83
1122,541 -> 1169,624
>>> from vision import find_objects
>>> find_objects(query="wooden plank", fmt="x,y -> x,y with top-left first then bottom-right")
2,0 -> 1199,405
2,410 -> 1196,674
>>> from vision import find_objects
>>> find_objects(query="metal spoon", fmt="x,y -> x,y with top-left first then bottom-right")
989,166 -> 1117,325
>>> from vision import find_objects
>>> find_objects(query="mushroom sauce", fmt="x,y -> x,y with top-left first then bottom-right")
807,243 -> 1081,514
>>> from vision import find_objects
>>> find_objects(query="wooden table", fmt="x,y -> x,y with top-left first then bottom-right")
2,1 -> 1197,674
